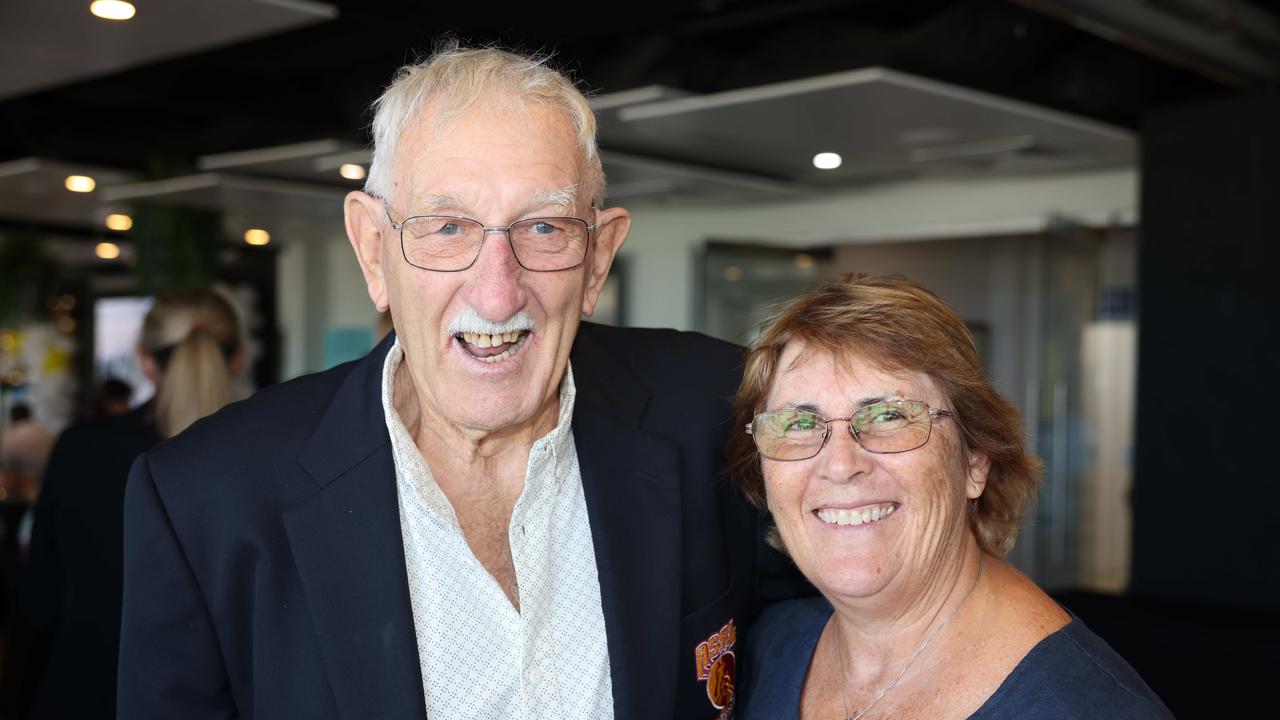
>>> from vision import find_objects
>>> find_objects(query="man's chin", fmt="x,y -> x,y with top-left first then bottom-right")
446,404 -> 546,438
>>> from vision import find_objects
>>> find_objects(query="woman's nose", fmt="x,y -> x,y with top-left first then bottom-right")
817,421 -> 875,483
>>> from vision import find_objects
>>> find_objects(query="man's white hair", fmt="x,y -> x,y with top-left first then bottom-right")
364,43 -> 607,208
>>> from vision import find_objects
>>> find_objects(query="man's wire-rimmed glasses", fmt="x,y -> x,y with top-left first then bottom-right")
382,204 -> 596,272
746,400 -> 953,461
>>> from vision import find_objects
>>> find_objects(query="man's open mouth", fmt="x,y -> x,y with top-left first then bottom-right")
455,330 -> 529,363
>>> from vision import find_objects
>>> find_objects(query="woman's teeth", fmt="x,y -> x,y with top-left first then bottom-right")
815,504 -> 896,526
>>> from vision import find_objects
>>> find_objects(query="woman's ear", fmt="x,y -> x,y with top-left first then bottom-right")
966,450 -> 991,500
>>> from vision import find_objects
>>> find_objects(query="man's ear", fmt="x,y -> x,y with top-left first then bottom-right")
345,190 -> 391,312
580,206 -> 630,317
966,449 -> 991,500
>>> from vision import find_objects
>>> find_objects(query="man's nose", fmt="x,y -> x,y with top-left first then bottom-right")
466,228 -> 526,318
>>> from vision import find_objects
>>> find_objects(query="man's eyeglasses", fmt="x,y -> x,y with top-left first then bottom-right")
383,205 -> 596,272
746,400 -> 953,461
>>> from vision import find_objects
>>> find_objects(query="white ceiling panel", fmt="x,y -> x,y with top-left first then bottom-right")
0,0 -> 337,101
598,67 -> 1136,189
0,157 -> 137,227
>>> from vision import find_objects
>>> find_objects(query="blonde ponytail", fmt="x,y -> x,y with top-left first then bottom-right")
140,289 -> 241,438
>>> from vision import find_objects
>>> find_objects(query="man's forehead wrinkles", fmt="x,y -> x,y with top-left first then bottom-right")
402,185 -> 580,217
408,191 -> 466,213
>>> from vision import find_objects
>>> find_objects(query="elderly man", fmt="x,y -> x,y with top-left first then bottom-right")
118,46 -> 796,720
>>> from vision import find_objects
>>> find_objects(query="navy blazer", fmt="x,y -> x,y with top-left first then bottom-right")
118,323 -> 803,720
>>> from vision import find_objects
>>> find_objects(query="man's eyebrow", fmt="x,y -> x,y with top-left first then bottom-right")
528,186 -> 578,213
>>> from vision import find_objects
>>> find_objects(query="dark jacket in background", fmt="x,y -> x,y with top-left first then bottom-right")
25,404 -> 160,720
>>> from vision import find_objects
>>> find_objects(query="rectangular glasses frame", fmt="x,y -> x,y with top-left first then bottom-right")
383,204 -> 597,272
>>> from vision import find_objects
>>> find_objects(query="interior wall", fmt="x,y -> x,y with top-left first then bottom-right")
831,235 -> 1037,405
276,167 -> 1137,377
276,229 -> 375,378
623,167 -> 1136,332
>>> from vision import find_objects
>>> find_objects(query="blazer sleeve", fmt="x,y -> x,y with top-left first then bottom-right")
118,453 -> 236,718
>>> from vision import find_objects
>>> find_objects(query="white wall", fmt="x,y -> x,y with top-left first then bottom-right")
831,234 -> 1038,404
276,167 -> 1137,378
277,229 -> 380,378
621,167 -> 1137,331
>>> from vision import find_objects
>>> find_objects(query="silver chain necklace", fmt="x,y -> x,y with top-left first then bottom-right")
833,554 -> 985,720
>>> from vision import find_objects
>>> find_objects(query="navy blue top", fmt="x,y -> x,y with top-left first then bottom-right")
739,596 -> 1174,720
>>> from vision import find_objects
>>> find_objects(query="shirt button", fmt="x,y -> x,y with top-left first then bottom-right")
528,665 -> 545,687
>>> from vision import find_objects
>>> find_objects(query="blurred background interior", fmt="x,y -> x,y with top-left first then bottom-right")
0,1 -> 1275,717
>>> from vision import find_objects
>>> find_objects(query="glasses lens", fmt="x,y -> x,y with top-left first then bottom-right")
851,400 -> 932,453
401,216 -> 484,270
752,410 -> 827,460
510,217 -> 589,271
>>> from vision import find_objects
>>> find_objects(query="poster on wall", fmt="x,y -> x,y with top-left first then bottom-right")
94,296 -> 155,407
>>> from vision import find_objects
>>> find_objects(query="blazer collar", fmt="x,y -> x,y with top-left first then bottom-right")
288,331 -> 427,719
298,330 -> 396,487
570,322 -> 649,427
571,323 -> 683,720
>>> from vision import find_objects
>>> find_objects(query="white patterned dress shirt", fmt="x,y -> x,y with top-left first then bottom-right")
381,340 -> 615,720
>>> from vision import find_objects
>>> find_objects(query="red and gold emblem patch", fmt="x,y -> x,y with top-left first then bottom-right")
695,619 -> 736,718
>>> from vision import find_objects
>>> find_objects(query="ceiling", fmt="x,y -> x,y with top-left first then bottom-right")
0,0 -> 1277,236
0,0 -> 336,102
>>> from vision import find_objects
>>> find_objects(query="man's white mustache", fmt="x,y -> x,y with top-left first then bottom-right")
447,306 -> 535,336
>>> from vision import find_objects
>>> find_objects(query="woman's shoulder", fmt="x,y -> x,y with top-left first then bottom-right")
973,616 -> 1174,719
738,596 -> 831,720
747,591 -> 829,648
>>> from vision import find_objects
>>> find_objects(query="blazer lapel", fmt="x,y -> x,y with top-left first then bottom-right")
572,325 -> 683,720
286,334 -> 427,720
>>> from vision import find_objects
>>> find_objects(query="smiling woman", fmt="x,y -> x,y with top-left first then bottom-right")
730,274 -> 1172,720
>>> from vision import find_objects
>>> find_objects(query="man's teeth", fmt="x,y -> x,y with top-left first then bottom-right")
460,331 -> 524,348
457,330 -> 527,363
815,504 -> 897,526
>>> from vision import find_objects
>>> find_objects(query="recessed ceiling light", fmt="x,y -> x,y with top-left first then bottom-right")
339,163 -> 367,181
105,213 -> 133,231
244,228 -> 271,246
65,175 -> 96,193
90,1 -> 136,21
95,242 -> 121,260
812,152 -> 842,170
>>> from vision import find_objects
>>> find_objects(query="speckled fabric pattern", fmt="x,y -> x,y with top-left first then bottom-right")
382,341 -> 614,720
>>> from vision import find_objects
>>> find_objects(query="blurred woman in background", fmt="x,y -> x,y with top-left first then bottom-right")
23,288 -> 242,720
